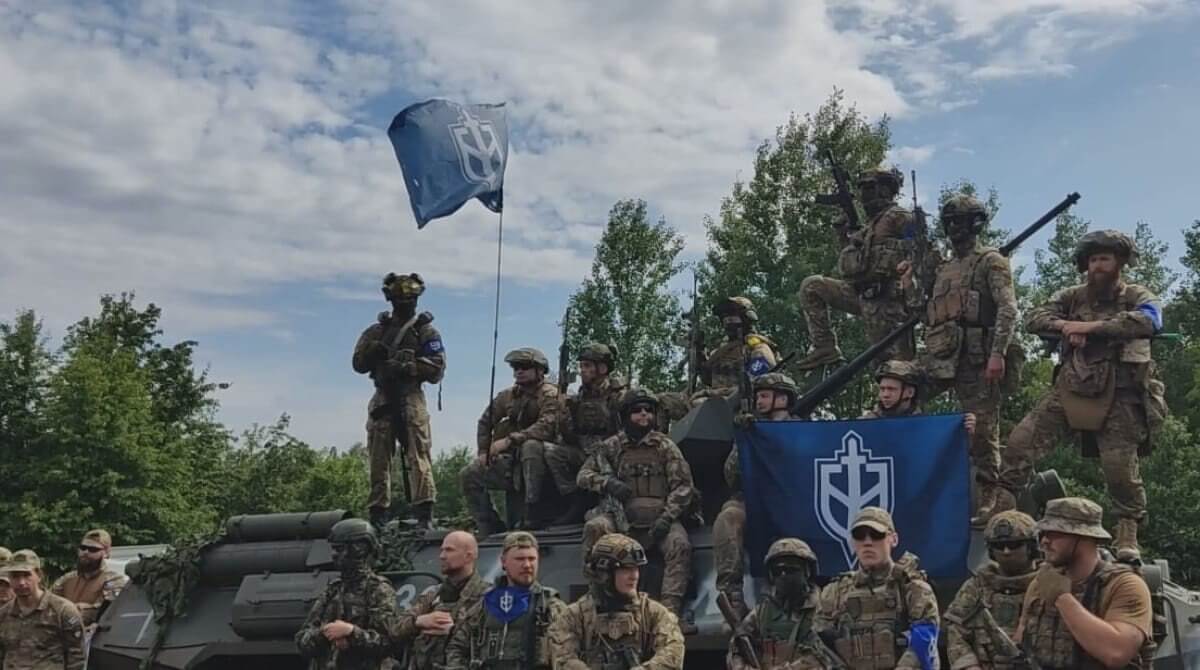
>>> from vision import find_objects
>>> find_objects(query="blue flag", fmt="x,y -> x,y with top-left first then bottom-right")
739,414 -> 971,579
387,99 -> 508,228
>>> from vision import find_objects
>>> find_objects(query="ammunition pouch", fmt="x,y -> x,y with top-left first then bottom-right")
925,321 -> 962,359
837,238 -> 871,280
1060,349 -> 1113,398
625,497 -> 665,529
834,627 -> 898,669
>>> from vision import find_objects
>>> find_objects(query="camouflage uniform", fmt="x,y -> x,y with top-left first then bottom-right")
918,195 -> 1020,525
50,530 -> 128,627
798,167 -> 916,369
998,231 -> 1166,558
944,511 -> 1038,670
729,539 -> 837,670
0,551 -> 85,670
714,373 -> 800,618
694,297 -> 778,401
1017,497 -> 1155,670
549,534 -> 684,670
393,571 -> 488,670
445,534 -> 566,670
859,360 -> 924,419
0,549 -> 10,608
353,273 -> 445,519
577,391 -> 696,617
461,348 -> 562,532
295,520 -> 402,670
816,509 -> 941,670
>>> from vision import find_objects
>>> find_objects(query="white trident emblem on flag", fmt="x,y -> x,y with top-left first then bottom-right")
499,591 -> 514,613
449,110 -> 504,189
814,430 -> 894,569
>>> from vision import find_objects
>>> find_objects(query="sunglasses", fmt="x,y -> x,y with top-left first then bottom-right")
629,405 -> 655,415
851,527 -> 888,542
989,540 -> 1028,552
511,363 -> 537,371
769,564 -> 805,578
78,545 -> 104,553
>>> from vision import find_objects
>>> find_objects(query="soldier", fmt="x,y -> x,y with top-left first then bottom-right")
549,533 -> 684,669
715,372 -> 800,620
445,532 -> 566,670
392,531 -> 487,670
862,360 -> 978,434
729,538 -> 838,670
816,507 -> 941,670
0,550 -> 85,670
944,511 -> 1039,670
353,272 -> 446,529
693,297 -> 778,401
905,194 -> 1019,527
0,549 -> 11,608
295,519 -> 401,670
577,389 -> 697,632
555,342 -> 626,525
461,347 -> 562,533
1015,497 -> 1153,669
50,529 -> 129,628
995,231 -> 1166,559
797,166 -> 916,370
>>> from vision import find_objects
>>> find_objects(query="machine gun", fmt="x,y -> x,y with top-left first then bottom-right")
815,149 -> 861,232
792,192 -> 1082,418
717,591 -> 760,668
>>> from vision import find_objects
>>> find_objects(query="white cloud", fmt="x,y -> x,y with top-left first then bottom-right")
889,144 -> 938,167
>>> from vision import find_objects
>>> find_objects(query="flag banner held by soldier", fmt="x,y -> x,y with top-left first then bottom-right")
739,413 -> 971,578
387,99 -> 508,228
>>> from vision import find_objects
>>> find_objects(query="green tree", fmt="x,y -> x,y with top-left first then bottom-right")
564,199 -> 686,390
432,445 -> 474,527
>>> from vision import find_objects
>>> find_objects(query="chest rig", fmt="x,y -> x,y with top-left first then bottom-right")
924,249 -> 998,369
573,382 -> 616,437
829,570 -> 911,669
837,206 -> 910,292
708,339 -> 746,389
469,589 -> 552,670
758,596 -> 819,667
969,570 -> 1035,668
618,439 -> 670,528
580,596 -> 650,670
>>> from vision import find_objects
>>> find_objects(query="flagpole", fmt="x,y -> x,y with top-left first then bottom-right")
484,208 -> 504,465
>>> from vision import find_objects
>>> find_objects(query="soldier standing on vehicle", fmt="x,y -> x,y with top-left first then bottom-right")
903,194 -> 1019,527
729,538 -> 838,670
577,389 -> 697,632
353,272 -> 446,529
995,231 -> 1166,559
445,532 -> 565,670
461,348 -> 562,533
295,519 -> 401,670
797,166 -> 916,370
692,297 -> 778,402
1015,497 -> 1154,669
50,530 -> 129,628
0,550 -> 85,670
715,372 -> 801,621
549,533 -> 684,670
555,343 -> 626,526
944,511 -> 1039,670
816,507 -> 941,670
393,531 -> 487,670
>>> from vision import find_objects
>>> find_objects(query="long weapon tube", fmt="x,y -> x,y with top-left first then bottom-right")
793,192 -> 1082,417
484,209 -> 504,464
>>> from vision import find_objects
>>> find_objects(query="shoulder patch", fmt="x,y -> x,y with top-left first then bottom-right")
746,335 -> 763,347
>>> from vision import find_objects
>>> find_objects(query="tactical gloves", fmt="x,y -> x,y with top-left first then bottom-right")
1033,564 -> 1073,606
604,478 -> 633,502
649,516 -> 672,543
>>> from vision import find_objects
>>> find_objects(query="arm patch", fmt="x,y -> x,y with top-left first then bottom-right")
1136,303 -> 1163,332
422,338 -> 444,355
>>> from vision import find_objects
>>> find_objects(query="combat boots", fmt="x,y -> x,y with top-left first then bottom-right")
795,342 -> 844,371
1115,518 -> 1141,562
410,501 -> 434,530
661,596 -> 698,635
971,485 -> 1016,528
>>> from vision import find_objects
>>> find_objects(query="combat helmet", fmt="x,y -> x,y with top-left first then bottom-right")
941,194 -> 989,237
754,372 -> 799,402
857,165 -> 904,191
875,360 -> 922,387
985,510 -> 1038,560
505,347 -> 550,373
589,534 -> 648,575
619,388 -> 659,417
764,538 -> 818,583
578,342 -> 617,368
1073,230 -> 1138,272
329,518 -> 380,554
382,272 -> 425,301
714,296 -> 758,323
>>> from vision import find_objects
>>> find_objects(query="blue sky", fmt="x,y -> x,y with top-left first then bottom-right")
1,1 -> 1196,452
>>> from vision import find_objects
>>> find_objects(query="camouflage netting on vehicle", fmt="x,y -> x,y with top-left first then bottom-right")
376,520 -> 425,572
131,533 -> 221,670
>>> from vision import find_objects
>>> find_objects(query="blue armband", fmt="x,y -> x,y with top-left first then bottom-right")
1136,303 -> 1163,333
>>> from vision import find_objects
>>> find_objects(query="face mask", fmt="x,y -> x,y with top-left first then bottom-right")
332,542 -> 372,577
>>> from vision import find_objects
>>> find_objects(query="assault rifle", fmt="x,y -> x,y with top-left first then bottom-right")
815,149 -> 861,232
717,592 -> 759,668
686,271 -> 701,396
558,306 -> 573,396
792,192 -> 1082,418
909,170 -> 936,301
958,601 -> 1043,670
372,311 -> 429,504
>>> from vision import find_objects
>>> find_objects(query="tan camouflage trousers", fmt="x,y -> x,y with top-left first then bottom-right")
798,275 -> 913,361
1000,388 -> 1148,521
459,440 -> 580,527
712,498 -> 745,602
928,367 -> 1002,486
366,391 -> 435,510
583,514 -> 691,604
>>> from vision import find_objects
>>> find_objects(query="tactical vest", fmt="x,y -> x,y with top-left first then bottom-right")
468,587 -> 555,670
409,575 -> 488,670
320,575 -> 391,667
1022,561 -> 1153,670
756,596 -> 821,668
970,570 -> 1035,669
618,438 -> 671,528
708,339 -> 746,389
577,594 -> 654,670
827,568 -> 913,669
925,249 -> 998,361
374,312 -> 438,393
837,206 -> 910,288
573,382 -> 618,437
